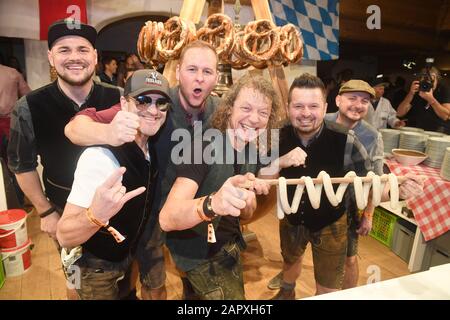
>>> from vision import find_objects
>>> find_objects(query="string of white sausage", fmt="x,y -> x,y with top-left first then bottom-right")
275,172 -> 399,220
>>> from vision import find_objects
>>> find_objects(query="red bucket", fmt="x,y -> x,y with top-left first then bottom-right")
0,209 -> 28,249
1,238 -> 32,277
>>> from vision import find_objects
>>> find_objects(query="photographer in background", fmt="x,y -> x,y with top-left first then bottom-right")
397,66 -> 450,134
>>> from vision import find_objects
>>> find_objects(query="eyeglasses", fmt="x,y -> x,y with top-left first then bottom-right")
131,95 -> 170,112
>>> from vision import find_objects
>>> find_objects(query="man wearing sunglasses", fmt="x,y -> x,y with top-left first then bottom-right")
57,69 -> 169,300
64,40 -> 220,300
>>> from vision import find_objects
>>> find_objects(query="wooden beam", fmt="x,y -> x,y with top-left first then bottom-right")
250,0 -> 288,117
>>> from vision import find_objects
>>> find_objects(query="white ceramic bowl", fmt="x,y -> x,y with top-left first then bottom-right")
392,149 -> 428,166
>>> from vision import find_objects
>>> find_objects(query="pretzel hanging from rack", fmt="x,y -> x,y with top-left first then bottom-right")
196,13 -> 235,61
240,19 -> 280,69
155,17 -> 196,61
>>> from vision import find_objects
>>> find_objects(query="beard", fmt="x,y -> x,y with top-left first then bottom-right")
56,68 -> 94,87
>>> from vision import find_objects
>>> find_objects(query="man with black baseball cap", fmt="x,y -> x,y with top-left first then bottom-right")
47,19 -> 97,49
7,18 -> 121,299
57,70 -> 169,300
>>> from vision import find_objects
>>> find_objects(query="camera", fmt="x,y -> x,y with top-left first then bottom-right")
417,57 -> 435,92
419,74 -> 433,92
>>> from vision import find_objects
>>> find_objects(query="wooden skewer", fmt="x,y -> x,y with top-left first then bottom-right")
239,175 -> 410,189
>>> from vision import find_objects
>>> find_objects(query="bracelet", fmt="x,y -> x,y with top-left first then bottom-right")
196,196 -> 211,222
203,192 -> 217,219
85,208 -> 125,243
39,206 -> 56,218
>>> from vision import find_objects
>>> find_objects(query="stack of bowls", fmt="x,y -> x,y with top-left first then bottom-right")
425,137 -> 450,168
379,129 -> 401,154
440,147 -> 450,181
399,131 -> 427,152
424,131 -> 445,138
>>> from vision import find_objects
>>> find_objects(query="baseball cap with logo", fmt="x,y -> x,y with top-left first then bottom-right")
124,69 -> 171,100
48,19 -> 97,49
339,79 -> 375,98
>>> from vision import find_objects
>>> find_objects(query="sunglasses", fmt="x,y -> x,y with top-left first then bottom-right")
131,95 -> 170,112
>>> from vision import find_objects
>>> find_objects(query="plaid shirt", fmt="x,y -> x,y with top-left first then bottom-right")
325,112 -> 383,175
322,120 -> 373,175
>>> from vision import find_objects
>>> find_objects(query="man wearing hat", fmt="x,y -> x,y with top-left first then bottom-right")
8,19 -> 121,246
265,74 -> 424,299
325,79 -> 383,289
64,40 -> 221,300
366,76 -> 405,129
57,69 -> 170,300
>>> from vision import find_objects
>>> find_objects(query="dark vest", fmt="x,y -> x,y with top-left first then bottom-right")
27,81 -> 120,208
165,135 -> 258,272
83,142 -> 156,262
280,124 -> 348,231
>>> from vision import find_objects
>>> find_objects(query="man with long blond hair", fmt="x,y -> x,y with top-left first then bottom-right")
159,74 -> 280,299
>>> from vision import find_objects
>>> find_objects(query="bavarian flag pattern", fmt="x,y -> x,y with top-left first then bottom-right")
270,0 -> 339,60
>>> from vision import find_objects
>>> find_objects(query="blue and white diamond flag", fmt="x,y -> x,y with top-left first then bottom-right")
270,0 -> 339,60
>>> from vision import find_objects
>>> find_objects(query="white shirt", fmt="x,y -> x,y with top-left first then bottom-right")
366,96 -> 401,129
67,147 -> 120,208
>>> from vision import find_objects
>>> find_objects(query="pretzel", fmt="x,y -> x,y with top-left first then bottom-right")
137,22 -> 148,62
156,17 -> 195,61
150,22 -> 165,63
241,20 -> 280,66
137,21 -> 164,64
279,24 -> 303,63
196,13 -> 234,60
223,30 -> 250,70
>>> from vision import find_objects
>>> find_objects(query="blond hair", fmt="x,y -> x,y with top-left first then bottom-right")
178,40 -> 218,69
210,74 -> 282,150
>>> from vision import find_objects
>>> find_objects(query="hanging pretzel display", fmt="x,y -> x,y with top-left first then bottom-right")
196,13 -> 235,60
136,16 -> 303,70
270,171 -> 402,220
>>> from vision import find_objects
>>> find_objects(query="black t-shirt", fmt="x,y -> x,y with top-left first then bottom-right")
407,84 -> 450,133
176,141 -> 257,257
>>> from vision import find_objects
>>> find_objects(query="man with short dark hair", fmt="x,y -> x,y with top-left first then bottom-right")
99,57 -> 118,86
263,74 -> 424,299
7,19 -> 121,240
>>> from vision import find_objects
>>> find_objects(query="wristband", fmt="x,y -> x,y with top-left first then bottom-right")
203,192 -> 217,219
85,208 -> 125,243
39,206 -> 56,218
196,196 -> 211,222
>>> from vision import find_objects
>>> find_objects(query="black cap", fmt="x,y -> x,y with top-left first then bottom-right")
48,19 -> 97,49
